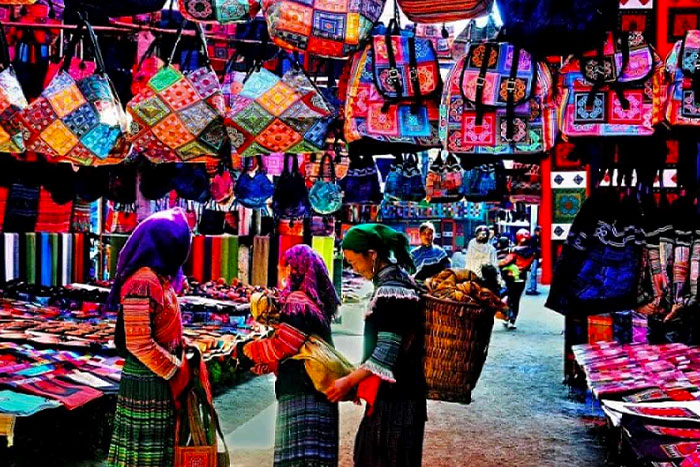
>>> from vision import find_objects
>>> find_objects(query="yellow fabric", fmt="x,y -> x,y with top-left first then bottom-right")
291,335 -> 355,392
311,236 -> 334,281
0,413 -> 15,447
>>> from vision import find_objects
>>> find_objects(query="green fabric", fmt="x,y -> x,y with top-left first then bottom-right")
25,233 -> 36,285
228,236 -> 239,280
50,233 -> 58,286
220,235 -> 230,282
341,224 -> 415,273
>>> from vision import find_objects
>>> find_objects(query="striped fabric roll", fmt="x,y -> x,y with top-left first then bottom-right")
228,236 -> 239,281
238,245 -> 250,285
252,236 -> 270,287
312,236 -> 334,281
397,0 -> 493,23
220,236 -> 230,282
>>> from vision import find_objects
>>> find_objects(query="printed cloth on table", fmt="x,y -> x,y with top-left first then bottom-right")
10,377 -> 103,410
0,389 -> 61,416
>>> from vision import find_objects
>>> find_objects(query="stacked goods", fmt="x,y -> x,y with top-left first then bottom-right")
187,277 -> 278,303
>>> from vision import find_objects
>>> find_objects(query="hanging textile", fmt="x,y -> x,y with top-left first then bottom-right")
0,186 -> 8,231
61,233 -> 71,286
278,234 -> 303,287
211,236 -> 222,281
108,235 -> 128,280
312,236 -> 334,281
237,244 -> 250,285
251,236 -> 269,286
39,233 -> 51,286
203,235 -> 213,282
72,233 -> 83,283
25,232 -> 36,284
220,235 -> 230,282
228,235 -> 239,281
35,188 -> 72,233
50,233 -> 59,286
190,235 -> 206,283
3,184 -> 39,233
3,233 -> 17,281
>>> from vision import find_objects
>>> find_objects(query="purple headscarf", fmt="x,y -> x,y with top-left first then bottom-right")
107,208 -> 192,348
280,244 -> 340,322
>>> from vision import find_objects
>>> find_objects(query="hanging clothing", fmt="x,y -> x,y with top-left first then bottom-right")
411,244 -> 451,282
106,268 -> 184,467
355,264 -> 426,467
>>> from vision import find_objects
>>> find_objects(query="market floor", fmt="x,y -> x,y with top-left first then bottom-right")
217,286 -> 611,467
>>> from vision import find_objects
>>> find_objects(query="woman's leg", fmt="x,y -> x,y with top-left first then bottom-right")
509,281 -> 527,326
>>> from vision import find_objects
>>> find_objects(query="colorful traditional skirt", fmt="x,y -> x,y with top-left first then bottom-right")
354,399 -> 427,467
106,355 -> 175,467
275,393 -> 339,467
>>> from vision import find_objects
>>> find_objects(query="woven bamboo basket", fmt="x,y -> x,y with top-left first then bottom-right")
424,294 -> 496,404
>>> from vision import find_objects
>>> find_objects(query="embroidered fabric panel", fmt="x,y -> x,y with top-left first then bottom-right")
126,65 -> 226,163
361,331 -> 401,383
224,67 -> 333,157
371,35 -> 440,99
179,0 -> 260,24
242,322 -> 307,365
666,32 -> 700,127
0,67 -> 29,154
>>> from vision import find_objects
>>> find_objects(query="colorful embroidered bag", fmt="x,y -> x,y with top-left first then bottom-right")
425,151 -> 462,203
224,54 -> 335,158
345,23 -> 442,152
126,22 -> 227,163
559,32 -> 665,138
665,30 -> 700,127
272,154 -> 310,219
415,24 -> 454,60
383,153 -> 426,202
179,0 -> 260,24
234,155 -> 275,209
398,0 -> 492,24
261,0 -> 385,58
462,162 -> 504,201
439,40 -> 557,156
338,153 -> 382,204
14,19 -> 128,165
308,153 -> 343,214
0,24 -> 29,154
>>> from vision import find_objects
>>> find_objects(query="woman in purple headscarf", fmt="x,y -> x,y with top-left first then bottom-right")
106,208 -> 192,467
237,244 -> 341,467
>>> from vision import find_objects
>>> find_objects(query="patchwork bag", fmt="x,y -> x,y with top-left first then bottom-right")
415,24 -> 454,60
234,155 -> 275,209
14,19 -> 128,165
345,23 -> 442,152
425,151 -> 462,203
383,153 -> 426,202
179,0 -> 260,24
559,32 -> 666,138
665,30 -> 700,127
339,153 -> 382,204
451,15 -> 500,60
126,22 -> 227,163
0,24 -> 29,154
262,0 -> 386,58
273,154 -> 310,219
462,162 -> 504,201
308,153 -> 342,214
398,0 -> 492,24
440,40 -> 557,156
224,54 -> 334,158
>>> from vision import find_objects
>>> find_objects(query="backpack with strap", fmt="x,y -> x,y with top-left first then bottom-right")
559,32 -> 665,138
345,21 -> 442,153
665,30 -> 700,127
440,41 -> 556,156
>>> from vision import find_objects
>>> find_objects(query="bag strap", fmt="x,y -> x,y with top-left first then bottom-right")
384,19 -> 404,103
318,153 -> 336,183
461,42 -> 496,126
166,21 -> 210,69
407,35 -> 422,110
505,46 -> 521,141
62,17 -> 107,75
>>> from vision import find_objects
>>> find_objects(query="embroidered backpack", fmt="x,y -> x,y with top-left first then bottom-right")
425,151 -> 463,203
223,54 -> 335,158
262,0 -> 386,58
439,41 -> 556,156
345,22 -> 442,152
665,30 -> 700,127
559,32 -> 666,138
0,24 -> 28,154
179,0 -> 260,24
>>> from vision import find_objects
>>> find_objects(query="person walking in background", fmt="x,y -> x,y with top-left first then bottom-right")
236,244 -> 341,467
106,208 -> 193,467
411,221 -> 451,282
328,224 -> 426,467
526,225 -> 542,296
466,225 -> 502,282
499,229 -> 537,330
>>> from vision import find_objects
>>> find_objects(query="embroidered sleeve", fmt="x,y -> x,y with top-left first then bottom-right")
121,276 -> 180,380
361,332 -> 402,383
368,285 -> 420,312
242,323 -> 307,366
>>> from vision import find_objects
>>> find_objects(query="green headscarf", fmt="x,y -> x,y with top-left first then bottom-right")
341,223 -> 416,274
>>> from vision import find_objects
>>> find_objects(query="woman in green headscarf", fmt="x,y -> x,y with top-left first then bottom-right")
326,224 -> 426,467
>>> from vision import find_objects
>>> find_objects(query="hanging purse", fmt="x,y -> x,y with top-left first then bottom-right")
425,151 -> 462,203
234,155 -> 275,209
384,153 -> 426,202
309,153 -> 342,215
224,52 -> 335,158
273,154 -> 310,219
198,201 -> 226,235
179,0 -> 260,24
0,23 -> 29,154
305,141 -> 349,185
339,153 -> 382,204
127,21 -> 227,163
262,0 -> 386,58
15,17 -> 129,166
462,162 -> 504,202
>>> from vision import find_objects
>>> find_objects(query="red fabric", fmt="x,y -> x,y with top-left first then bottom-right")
210,236 -> 222,280
73,233 -> 84,283
15,377 -> 103,410
35,188 -> 72,233
0,186 -> 8,232
191,236 -> 205,283
657,1 -> 700,59
243,323 -> 307,375
682,451 -> 700,467
278,235 -> 303,287
357,375 -> 381,416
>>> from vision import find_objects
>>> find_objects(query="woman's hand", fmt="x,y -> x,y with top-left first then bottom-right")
325,376 -> 356,403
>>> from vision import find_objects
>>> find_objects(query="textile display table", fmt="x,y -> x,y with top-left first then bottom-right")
574,342 -> 700,466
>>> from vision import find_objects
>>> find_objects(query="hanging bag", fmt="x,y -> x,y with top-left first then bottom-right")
665,30 -> 700,127
559,32 -> 666,138
425,151 -> 462,203
273,154 -> 310,219
0,23 -> 29,154
126,21 -> 227,163
383,153 -> 427,202
398,0 -> 492,24
308,153 -> 342,215
234,155 -> 275,209
179,0 -> 260,24
440,40 -> 557,156
261,0 -> 386,58
339,153 -> 382,204
462,162 -> 505,202
224,52 -> 334,158
451,15 -> 500,60
345,21 -> 442,152
15,17 -> 129,165
198,201 -> 226,235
